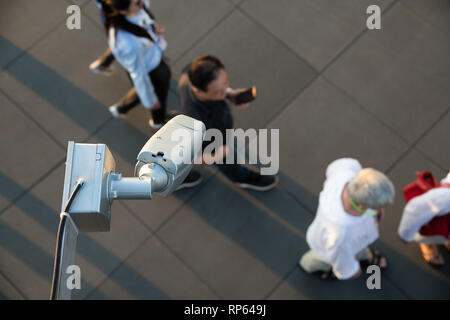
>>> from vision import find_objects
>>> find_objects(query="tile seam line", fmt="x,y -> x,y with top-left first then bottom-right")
0,158 -> 65,217
121,171 -> 217,236
154,233 -> 224,300
236,0 -> 400,79
87,172 -> 220,299
277,184 -> 315,217
0,116 -> 113,218
0,269 -> 28,300
381,273 -> 413,300
80,1 -> 108,34
0,87 -> 66,151
322,75 -> 450,162
171,7 -> 237,66
83,232 -> 155,300
385,106 -> 450,174
257,0 -> 399,129
413,146 -> 449,173
234,5 -> 318,74
319,0 -> 400,75
262,263 -> 412,300
152,172 -> 306,300
0,16 -> 68,74
152,170 -> 219,236
321,75 -> 412,144
399,0 -> 450,39
262,264 -> 298,300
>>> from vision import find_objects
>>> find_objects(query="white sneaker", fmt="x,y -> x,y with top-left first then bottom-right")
89,59 -> 114,76
109,106 -> 125,118
149,118 -> 164,129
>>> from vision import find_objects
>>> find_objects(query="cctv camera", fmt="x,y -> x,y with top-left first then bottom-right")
135,115 -> 206,196
61,115 -> 205,232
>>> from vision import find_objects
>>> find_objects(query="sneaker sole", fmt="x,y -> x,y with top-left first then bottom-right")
236,176 -> 279,191
109,107 -> 126,119
89,65 -> 114,76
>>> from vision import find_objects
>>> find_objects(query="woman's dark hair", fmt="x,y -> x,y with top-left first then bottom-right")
188,55 -> 225,92
104,0 -> 154,42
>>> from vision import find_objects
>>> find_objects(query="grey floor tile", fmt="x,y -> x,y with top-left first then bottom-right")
72,200 -> 151,300
0,273 -> 25,300
400,0 -> 450,36
266,77 -> 409,212
157,172 -> 312,299
370,2 -> 450,86
241,0 -> 393,71
230,0 -> 245,5
121,166 -> 216,232
268,267 -> 408,300
81,0 -> 105,30
1,0 -> 448,301
88,235 -> 218,299
173,9 -> 317,131
150,0 -> 234,62
324,4 -> 450,144
68,0 -> 91,7
0,91 -> 64,213
376,149 -> 450,299
0,0 -> 68,68
415,111 -> 450,170
0,19 -> 130,145
0,163 -> 150,299
266,278 -> 308,300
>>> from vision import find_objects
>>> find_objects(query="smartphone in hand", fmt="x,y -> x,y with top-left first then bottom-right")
235,86 -> 257,105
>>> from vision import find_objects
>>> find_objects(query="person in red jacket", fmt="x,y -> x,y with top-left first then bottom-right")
398,172 -> 450,267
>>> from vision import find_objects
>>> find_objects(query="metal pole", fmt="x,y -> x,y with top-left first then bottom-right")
55,214 -> 79,300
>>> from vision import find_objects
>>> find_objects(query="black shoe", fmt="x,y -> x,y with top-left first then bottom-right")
176,170 -> 203,191
236,171 -> 278,191
149,118 -> 164,129
89,59 -> 114,76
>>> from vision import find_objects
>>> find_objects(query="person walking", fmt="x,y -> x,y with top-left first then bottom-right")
104,0 -> 170,129
299,158 -> 395,280
399,172 -> 450,267
176,55 -> 278,191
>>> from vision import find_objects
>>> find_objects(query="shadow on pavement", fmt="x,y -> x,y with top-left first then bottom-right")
1,36 -> 449,300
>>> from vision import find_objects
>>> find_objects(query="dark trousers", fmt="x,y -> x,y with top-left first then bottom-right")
215,163 -> 252,183
214,144 -> 252,183
115,59 -> 171,124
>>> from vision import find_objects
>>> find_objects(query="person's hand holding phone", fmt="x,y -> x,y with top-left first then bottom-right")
227,86 -> 256,110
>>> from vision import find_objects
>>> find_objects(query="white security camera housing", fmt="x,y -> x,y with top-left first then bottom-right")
135,115 -> 206,196
61,115 -> 205,233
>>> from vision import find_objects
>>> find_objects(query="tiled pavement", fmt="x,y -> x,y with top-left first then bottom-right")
0,0 -> 449,300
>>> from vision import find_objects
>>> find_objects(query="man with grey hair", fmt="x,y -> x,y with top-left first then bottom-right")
299,158 -> 395,280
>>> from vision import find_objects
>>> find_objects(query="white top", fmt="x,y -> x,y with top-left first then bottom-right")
306,158 -> 379,280
109,9 -> 165,108
398,172 -> 450,242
